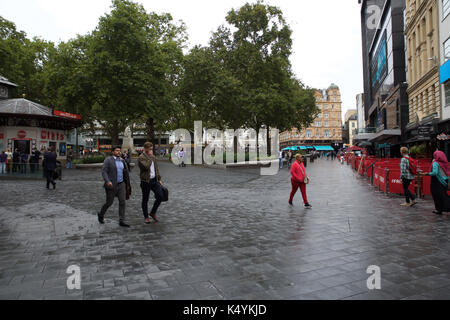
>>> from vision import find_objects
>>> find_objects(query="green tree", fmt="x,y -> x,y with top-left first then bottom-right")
206,1 -> 317,155
0,16 -> 55,104
86,0 -> 186,146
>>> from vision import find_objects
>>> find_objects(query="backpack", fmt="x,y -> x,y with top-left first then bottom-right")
407,157 -> 417,175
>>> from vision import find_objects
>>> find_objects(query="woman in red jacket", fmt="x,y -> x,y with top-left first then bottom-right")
289,154 -> 312,208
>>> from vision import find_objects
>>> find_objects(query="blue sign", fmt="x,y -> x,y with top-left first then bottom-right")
440,60 -> 450,84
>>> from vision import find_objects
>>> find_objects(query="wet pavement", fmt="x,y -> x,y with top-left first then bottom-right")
0,158 -> 450,300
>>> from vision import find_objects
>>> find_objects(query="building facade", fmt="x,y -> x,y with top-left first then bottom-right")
344,110 -> 359,146
404,0 -> 441,148
359,0 -> 409,158
356,93 -> 366,129
0,76 -> 82,160
280,84 -> 343,149
437,0 -> 450,157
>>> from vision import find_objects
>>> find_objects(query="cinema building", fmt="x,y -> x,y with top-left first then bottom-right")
0,76 -> 82,160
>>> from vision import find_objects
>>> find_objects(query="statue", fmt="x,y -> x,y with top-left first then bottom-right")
122,126 -> 135,155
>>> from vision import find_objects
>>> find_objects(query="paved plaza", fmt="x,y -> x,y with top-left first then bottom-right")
1,158 -> 450,300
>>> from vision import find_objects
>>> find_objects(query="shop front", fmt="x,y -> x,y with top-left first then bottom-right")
0,98 -> 82,163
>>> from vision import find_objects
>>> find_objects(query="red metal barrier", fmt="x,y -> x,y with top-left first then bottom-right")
387,169 -> 415,195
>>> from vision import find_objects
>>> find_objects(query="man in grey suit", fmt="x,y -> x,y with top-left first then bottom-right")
98,146 -> 131,227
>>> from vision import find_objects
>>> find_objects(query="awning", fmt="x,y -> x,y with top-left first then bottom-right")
441,60 -> 450,84
368,129 -> 401,142
313,146 -> 334,151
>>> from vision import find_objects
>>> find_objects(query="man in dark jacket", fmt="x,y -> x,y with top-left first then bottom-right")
138,142 -> 163,224
98,146 -> 131,227
20,152 -> 28,174
12,149 -> 20,173
43,146 -> 57,189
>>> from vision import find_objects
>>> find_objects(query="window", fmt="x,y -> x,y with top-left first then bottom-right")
324,130 -> 330,138
445,82 -> 450,106
325,122 -> 329,127
333,98 -> 336,102
315,121 -> 321,127
316,129 -> 320,137
352,122 -> 356,128
324,114 -> 329,119
324,105 -> 329,110
444,37 -> 450,60
444,0 -> 450,19
306,130 -> 312,138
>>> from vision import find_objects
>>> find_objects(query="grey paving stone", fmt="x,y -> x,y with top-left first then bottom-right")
1,160 -> 450,300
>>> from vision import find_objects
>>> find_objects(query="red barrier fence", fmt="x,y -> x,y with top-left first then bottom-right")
345,155 -> 446,198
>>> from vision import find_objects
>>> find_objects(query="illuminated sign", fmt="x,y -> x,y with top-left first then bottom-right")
53,110 -> 82,120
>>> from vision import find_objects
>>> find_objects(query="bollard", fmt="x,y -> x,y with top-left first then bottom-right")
371,166 -> 374,185
415,175 -> 421,199
384,168 -> 389,195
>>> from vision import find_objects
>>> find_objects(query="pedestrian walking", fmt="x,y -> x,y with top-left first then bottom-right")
12,149 -> 19,173
0,151 -> 6,174
288,154 -> 312,208
288,151 -> 293,168
5,149 -> 12,173
420,150 -> 450,215
43,146 -> 57,189
66,150 -> 73,169
30,148 -> 40,173
400,147 -> 417,207
138,142 -> 164,224
20,152 -> 28,174
285,152 -> 290,168
279,150 -> 283,169
122,150 -> 131,171
98,146 -> 131,227
178,148 -> 186,167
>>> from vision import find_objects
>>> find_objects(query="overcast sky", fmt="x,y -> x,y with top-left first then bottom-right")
0,0 -> 363,121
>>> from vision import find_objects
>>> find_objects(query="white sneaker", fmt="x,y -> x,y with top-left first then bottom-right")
400,202 -> 410,207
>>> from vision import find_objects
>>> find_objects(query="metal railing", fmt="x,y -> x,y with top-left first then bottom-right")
0,162 -> 53,179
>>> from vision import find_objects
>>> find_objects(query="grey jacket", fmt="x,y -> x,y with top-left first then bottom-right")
102,156 -> 130,189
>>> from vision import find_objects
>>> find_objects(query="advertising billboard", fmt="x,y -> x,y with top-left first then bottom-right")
371,30 -> 388,92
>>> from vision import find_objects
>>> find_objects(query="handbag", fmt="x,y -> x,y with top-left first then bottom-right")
126,183 -> 132,200
438,166 -> 450,190
300,165 -> 309,184
160,185 -> 169,202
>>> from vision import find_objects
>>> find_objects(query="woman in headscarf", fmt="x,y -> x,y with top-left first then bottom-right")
422,151 -> 450,215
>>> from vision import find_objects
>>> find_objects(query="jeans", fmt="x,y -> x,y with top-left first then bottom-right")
0,162 -> 5,174
402,178 -> 415,203
141,179 -> 163,218
66,161 -> 72,169
279,158 -> 283,169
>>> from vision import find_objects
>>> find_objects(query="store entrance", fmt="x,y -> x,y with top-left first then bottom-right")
14,140 -> 30,154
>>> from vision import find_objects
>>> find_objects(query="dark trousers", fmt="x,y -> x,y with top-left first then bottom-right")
141,179 -> 163,219
402,178 -> 415,203
100,182 -> 126,222
46,170 -> 55,188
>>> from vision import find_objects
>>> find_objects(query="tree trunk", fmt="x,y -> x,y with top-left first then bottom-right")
256,127 -> 260,160
146,117 -> 155,148
110,120 -> 120,147
267,126 -> 271,157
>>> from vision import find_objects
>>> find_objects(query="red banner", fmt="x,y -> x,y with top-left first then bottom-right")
53,110 -> 82,120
